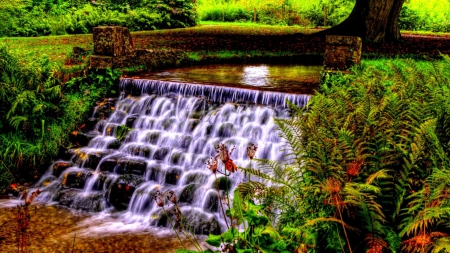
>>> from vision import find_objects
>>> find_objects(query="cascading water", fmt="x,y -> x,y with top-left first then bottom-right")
34,78 -> 310,235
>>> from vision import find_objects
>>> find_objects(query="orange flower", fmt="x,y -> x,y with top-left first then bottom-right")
347,159 -> 364,178
206,157 -> 218,174
225,159 -> 238,173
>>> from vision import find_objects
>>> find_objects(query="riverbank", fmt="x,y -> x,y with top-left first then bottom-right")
0,199 -> 201,252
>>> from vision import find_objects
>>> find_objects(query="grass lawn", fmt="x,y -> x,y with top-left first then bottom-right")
1,22 -> 449,68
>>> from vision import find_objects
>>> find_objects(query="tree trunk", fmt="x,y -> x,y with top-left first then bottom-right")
317,0 -> 405,43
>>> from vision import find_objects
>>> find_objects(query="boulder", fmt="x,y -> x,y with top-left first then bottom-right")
108,174 -> 144,210
62,171 -> 92,189
165,167 -> 183,185
52,161 -> 74,177
179,184 -> 200,203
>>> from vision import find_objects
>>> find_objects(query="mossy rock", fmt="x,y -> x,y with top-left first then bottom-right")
52,161 -> 74,177
109,174 -> 144,210
179,184 -> 200,203
212,176 -> 231,191
165,167 -> 183,185
218,123 -> 235,138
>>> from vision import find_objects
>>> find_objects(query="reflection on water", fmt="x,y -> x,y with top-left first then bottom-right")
130,64 -> 322,94
242,65 -> 270,86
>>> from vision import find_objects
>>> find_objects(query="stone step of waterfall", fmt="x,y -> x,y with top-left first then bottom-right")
120,79 -> 310,108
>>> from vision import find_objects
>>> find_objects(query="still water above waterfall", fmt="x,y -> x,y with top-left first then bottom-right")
31,70 -> 312,237
126,64 -> 322,94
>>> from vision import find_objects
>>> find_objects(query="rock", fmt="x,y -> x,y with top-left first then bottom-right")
165,167 -> 183,185
71,192 -> 105,212
70,131 -> 100,146
218,123 -> 235,138
182,209 -> 221,235
150,206 -> 220,235
72,150 -> 111,169
178,135 -> 192,150
203,191 -> 218,212
62,171 -> 92,189
93,26 -> 134,57
85,118 -> 99,131
90,55 -> 114,69
185,119 -> 200,133
99,158 -> 118,172
56,146 -> 73,161
108,174 -> 144,210
169,151 -> 184,165
54,189 -> 104,212
147,165 -> 162,182
184,173 -> 207,185
125,115 -> 139,128
73,46 -> 88,56
107,139 -> 121,150
323,35 -> 362,72
52,161 -> 74,177
212,176 -> 231,191
179,184 -> 200,203
153,148 -> 168,161
54,189 -> 80,207
116,158 -> 147,175
146,132 -> 160,145
91,173 -> 107,191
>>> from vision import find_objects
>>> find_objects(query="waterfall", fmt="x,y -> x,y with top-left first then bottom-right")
35,78 -> 310,235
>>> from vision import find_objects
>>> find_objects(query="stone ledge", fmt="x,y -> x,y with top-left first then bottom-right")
324,35 -> 362,71
93,26 -> 134,57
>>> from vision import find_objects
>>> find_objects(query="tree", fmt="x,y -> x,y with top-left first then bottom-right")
318,0 -> 406,43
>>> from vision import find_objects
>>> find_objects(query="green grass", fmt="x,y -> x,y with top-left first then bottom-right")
0,34 -> 93,66
1,22 -> 449,69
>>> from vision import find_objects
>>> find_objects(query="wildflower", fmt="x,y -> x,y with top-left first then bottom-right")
215,143 -> 235,163
325,178 -> 341,195
215,143 -> 237,173
347,159 -> 363,178
154,190 -> 165,207
167,190 -> 177,204
246,143 -> 258,160
206,157 -> 218,174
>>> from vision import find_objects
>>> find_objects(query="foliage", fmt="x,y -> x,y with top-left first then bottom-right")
0,0 -> 198,37
240,57 -> 450,252
0,46 -> 121,191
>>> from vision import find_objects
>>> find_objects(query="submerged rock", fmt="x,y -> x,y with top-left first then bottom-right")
108,174 -> 144,210
179,184 -> 200,203
62,171 -> 92,189
52,161 -> 74,177
165,167 -> 182,185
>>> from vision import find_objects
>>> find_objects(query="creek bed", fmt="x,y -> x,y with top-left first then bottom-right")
0,199 -> 201,252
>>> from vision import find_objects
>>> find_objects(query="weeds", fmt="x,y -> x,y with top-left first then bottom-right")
16,189 -> 41,253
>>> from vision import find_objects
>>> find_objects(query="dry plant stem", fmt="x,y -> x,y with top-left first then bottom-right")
174,205 -> 203,251
0,159 -> 15,179
335,196 -> 353,253
162,207 -> 186,250
215,173 -> 230,229
336,224 -> 346,253
72,233 -> 76,253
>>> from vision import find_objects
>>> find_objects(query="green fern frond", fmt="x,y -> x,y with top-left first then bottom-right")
8,116 -> 28,130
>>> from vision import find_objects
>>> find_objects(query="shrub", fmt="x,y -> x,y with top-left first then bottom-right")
243,57 -> 450,252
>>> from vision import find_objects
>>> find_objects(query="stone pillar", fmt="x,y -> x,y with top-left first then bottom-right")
323,35 -> 362,73
90,26 -> 134,69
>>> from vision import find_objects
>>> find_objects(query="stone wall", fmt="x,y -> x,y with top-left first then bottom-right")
323,35 -> 362,72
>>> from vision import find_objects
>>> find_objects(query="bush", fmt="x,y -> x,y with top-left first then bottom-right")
0,46 -> 121,190
244,57 -> 450,252
201,4 -> 252,22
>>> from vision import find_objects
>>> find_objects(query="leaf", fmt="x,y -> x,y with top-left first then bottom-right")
205,234 -> 221,247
